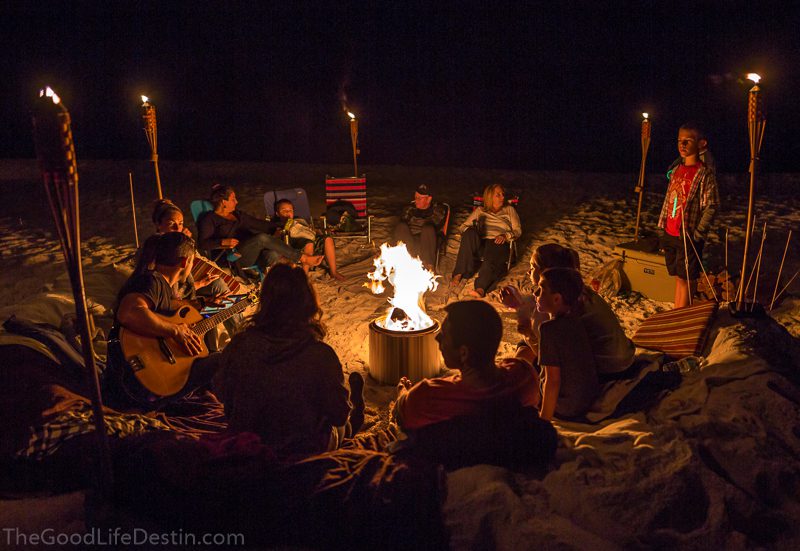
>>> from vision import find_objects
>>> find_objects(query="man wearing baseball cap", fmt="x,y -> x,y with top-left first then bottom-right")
393,184 -> 449,270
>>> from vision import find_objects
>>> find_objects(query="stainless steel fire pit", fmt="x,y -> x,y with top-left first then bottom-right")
368,319 -> 441,385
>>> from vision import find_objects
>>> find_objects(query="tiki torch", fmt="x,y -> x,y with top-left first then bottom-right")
633,112 -> 651,240
735,74 -> 766,311
31,87 -> 114,498
348,111 -> 359,178
141,95 -> 163,199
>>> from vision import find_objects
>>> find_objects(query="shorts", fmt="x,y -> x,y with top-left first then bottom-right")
289,235 -> 327,256
660,233 -> 704,280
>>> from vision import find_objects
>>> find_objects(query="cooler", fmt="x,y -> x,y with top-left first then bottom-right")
613,240 -> 674,302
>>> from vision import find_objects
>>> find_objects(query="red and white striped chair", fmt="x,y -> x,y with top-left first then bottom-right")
323,175 -> 372,242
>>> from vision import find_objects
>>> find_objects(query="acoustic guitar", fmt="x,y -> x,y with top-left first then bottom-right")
110,292 -> 257,406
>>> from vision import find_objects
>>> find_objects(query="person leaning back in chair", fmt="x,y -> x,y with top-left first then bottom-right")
658,123 -> 720,309
393,183 -> 448,270
451,183 -> 521,297
197,184 -> 323,273
106,232 -> 221,407
273,198 -> 346,281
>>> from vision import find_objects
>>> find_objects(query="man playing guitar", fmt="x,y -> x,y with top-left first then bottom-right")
107,232 -> 221,408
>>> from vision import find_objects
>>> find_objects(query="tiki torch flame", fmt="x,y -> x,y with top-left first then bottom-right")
40,87 -> 61,104
642,112 -> 649,119
347,111 -> 356,120
746,73 -> 761,84
141,95 -> 150,104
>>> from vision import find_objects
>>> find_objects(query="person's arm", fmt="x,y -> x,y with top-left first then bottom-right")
318,351 -> 352,428
431,204 -> 448,231
400,204 -> 414,224
539,364 -> 561,421
459,207 -> 481,233
239,210 -> 281,235
197,213 -> 225,252
693,170 -> 720,241
507,206 -> 522,240
117,293 -> 203,356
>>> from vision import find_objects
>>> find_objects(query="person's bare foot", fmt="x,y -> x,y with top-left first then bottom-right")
450,274 -> 462,287
468,287 -> 485,298
300,254 -> 324,267
331,271 -> 347,281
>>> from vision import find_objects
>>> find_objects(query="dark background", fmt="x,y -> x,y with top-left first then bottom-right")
2,1 -> 799,173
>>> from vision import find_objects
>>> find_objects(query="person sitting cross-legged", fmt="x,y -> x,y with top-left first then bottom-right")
214,263 -> 364,459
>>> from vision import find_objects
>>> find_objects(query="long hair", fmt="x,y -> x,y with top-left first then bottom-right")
209,183 -> 235,209
133,234 -> 160,276
151,199 -> 183,229
482,183 -> 505,214
251,263 -> 325,339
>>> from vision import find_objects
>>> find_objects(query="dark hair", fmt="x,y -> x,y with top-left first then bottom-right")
209,183 -> 235,209
679,122 -> 706,142
274,198 -> 293,217
151,199 -> 183,228
154,232 -> 195,267
532,243 -> 580,271
443,300 -> 502,368
251,263 -> 325,338
540,268 -> 584,310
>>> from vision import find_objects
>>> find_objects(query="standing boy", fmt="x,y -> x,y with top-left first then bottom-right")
658,123 -> 720,308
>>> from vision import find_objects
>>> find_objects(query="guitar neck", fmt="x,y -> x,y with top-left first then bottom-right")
191,298 -> 251,336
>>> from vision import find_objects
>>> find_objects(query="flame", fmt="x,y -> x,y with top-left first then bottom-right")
367,243 -> 438,331
141,95 -> 150,103
347,111 -> 356,120
39,87 -> 61,104
746,73 -> 761,84
642,112 -> 649,119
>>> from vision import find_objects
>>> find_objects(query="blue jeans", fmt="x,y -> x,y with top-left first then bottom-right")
237,233 -> 301,269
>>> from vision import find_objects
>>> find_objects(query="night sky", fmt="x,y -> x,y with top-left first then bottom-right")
3,2 -> 799,173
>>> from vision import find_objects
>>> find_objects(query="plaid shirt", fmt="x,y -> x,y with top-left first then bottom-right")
17,402 -> 168,460
658,163 -> 720,241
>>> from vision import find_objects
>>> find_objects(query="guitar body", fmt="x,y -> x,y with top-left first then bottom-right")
107,292 -> 256,409
117,304 -> 208,402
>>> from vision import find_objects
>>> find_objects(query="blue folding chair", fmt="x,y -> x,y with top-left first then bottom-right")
263,188 -> 314,224
189,199 -> 263,281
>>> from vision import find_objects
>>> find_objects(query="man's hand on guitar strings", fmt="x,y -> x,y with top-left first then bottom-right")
173,323 -> 203,356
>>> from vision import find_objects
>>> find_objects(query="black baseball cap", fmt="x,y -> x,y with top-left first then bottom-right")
416,184 -> 432,196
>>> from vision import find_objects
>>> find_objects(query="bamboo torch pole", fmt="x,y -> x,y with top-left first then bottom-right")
633,112 -> 651,241
348,111 -> 359,178
736,74 -> 766,311
141,96 -> 163,199
770,230 -> 792,310
31,87 -> 114,500
128,172 -> 139,248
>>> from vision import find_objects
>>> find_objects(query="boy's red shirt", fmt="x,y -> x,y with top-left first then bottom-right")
665,162 -> 702,237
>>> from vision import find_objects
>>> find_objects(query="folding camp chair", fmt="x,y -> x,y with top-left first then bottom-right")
323,175 -> 372,241
189,199 -> 263,281
434,202 -> 451,272
471,191 -> 521,270
263,188 -> 314,224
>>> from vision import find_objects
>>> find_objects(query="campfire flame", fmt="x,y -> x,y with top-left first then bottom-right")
367,243 -> 438,331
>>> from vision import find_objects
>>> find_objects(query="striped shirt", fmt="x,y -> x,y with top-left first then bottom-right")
460,205 -> 522,240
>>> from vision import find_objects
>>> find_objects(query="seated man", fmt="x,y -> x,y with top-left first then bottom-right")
393,184 -> 448,269
106,232 -> 220,408
394,300 -> 540,431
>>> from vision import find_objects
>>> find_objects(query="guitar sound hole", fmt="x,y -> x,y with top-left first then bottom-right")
178,306 -> 191,318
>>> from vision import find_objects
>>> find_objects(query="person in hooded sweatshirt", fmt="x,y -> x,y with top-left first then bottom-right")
214,263 -> 364,459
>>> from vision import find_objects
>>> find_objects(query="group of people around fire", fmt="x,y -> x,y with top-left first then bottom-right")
108,121 -> 718,463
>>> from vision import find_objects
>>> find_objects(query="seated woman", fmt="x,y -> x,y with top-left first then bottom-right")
273,199 -> 346,281
197,184 -> 323,273
451,183 -> 522,297
214,264 -> 364,459
134,199 -> 228,303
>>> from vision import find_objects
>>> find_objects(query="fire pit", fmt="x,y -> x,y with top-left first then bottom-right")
368,319 -> 440,385
366,243 -> 442,384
